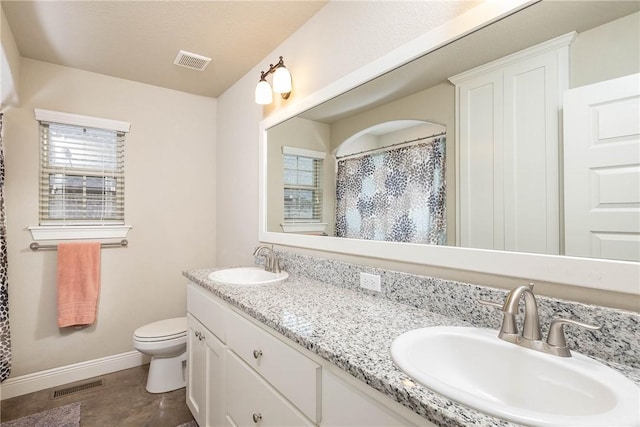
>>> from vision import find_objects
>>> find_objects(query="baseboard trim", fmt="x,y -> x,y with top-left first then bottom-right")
0,350 -> 150,400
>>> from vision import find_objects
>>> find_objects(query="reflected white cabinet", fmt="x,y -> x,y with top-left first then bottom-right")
450,33 -> 574,255
186,314 -> 225,427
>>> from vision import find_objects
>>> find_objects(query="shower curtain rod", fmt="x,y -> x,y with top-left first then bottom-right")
336,131 -> 446,160
29,239 -> 128,251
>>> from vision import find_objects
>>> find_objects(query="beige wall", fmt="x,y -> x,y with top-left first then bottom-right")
1,6 -> 20,108
571,11 -> 639,88
3,58 -> 217,376
216,3 -> 640,311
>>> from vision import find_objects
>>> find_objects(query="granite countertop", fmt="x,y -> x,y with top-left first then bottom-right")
183,268 -> 638,427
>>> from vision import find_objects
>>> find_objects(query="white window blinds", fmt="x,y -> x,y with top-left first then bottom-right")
283,152 -> 323,223
39,121 -> 125,225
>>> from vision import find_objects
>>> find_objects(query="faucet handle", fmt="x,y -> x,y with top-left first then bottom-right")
478,283 -> 533,309
478,299 -> 503,309
272,257 -> 281,274
478,298 -> 518,335
547,318 -> 601,355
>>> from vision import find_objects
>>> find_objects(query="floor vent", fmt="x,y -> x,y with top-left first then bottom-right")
52,379 -> 104,398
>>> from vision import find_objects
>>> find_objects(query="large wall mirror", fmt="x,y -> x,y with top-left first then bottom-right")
259,0 -> 640,294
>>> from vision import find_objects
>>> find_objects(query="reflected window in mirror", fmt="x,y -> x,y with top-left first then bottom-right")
281,147 -> 327,235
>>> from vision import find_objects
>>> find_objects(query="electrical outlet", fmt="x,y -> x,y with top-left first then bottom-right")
360,272 -> 381,292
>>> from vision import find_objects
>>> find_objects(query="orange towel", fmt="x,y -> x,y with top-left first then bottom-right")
57,242 -> 101,328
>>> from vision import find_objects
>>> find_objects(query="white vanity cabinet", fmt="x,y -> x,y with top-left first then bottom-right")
186,284 -> 227,427
225,308 -> 321,423
321,367 -> 431,427
186,282 -> 435,427
187,314 -> 225,427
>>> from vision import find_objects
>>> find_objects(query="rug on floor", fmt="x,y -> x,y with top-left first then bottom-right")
2,402 -> 80,427
176,421 -> 197,427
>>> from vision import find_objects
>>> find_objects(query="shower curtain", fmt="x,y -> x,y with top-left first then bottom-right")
335,137 -> 446,244
0,113 -> 10,382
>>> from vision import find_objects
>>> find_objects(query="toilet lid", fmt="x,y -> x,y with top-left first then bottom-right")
134,317 -> 187,341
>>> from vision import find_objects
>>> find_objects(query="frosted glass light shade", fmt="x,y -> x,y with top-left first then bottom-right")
273,67 -> 292,93
255,80 -> 273,105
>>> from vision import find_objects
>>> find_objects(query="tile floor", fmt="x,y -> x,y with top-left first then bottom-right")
0,365 -> 195,426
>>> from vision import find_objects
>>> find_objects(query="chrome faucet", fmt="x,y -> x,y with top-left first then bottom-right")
252,245 -> 281,274
500,284 -> 541,342
480,284 -> 600,357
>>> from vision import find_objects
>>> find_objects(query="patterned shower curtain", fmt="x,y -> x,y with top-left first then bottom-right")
0,113 -> 10,382
335,137 -> 446,244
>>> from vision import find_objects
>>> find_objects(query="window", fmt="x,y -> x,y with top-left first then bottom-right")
34,109 -> 130,233
282,147 -> 325,223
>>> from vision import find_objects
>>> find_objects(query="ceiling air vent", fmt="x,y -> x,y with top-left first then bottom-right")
173,50 -> 211,71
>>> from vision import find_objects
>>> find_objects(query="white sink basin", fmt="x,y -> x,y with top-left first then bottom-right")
391,326 -> 639,426
207,267 -> 289,286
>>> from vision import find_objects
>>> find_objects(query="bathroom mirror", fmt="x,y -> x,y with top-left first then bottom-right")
259,0 -> 640,294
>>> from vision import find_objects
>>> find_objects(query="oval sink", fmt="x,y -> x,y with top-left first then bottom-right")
391,326 -> 639,426
207,267 -> 289,286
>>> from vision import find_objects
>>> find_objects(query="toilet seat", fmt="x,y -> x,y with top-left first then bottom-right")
134,317 -> 186,343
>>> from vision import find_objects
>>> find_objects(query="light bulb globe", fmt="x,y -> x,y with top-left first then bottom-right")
255,80 -> 273,104
273,67 -> 292,94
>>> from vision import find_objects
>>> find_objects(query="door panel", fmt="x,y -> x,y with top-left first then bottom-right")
564,73 -> 640,261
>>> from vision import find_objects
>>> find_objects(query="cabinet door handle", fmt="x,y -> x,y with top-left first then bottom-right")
252,413 -> 262,423
194,331 -> 205,341
253,349 -> 263,359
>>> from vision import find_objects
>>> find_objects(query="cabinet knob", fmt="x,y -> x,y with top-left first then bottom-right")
252,413 -> 262,423
253,349 -> 263,359
194,330 -> 205,341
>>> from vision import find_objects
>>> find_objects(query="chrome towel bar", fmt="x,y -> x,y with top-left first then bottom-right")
30,239 -> 128,251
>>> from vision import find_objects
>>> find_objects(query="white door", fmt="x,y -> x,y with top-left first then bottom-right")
564,73 -> 640,261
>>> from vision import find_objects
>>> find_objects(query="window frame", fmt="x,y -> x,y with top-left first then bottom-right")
29,109 -> 132,241
39,122 -> 125,225
281,146 -> 326,225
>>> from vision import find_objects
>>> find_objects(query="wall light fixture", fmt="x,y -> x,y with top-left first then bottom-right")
255,56 -> 292,105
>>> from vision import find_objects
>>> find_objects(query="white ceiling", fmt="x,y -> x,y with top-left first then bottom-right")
2,0 -> 328,98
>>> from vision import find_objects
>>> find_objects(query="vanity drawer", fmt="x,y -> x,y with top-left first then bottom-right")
187,282 -> 226,343
225,308 -> 321,423
225,350 -> 314,427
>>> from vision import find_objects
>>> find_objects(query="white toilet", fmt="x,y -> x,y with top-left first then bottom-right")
133,317 -> 187,393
